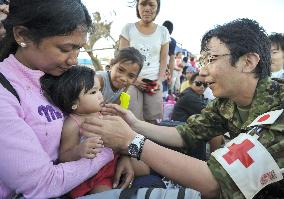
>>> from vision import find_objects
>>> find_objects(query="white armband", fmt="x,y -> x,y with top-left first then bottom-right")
212,133 -> 283,199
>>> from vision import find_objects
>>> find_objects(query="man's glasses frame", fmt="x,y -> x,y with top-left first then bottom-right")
199,53 -> 231,68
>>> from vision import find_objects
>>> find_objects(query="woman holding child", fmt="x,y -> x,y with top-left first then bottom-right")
0,0 -> 133,198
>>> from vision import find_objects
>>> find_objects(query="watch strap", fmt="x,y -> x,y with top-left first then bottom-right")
137,135 -> 146,160
128,134 -> 147,160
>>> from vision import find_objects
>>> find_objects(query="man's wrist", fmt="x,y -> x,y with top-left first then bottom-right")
123,132 -> 137,154
127,133 -> 147,160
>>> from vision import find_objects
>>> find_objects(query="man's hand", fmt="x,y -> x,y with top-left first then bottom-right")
82,115 -> 136,153
100,104 -> 139,129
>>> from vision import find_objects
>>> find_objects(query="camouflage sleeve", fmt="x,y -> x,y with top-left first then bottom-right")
175,100 -> 228,151
207,122 -> 284,199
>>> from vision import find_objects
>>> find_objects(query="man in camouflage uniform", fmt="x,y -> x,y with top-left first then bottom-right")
82,18 -> 284,199
177,77 -> 284,198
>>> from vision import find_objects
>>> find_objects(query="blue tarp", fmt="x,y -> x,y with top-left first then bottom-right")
78,58 -> 92,65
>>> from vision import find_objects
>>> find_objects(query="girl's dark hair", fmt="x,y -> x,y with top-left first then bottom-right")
201,18 -> 271,79
40,66 -> 96,114
110,47 -> 144,74
135,0 -> 160,20
0,0 -> 92,61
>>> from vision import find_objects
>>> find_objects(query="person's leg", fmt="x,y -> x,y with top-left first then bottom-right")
89,185 -> 111,194
127,85 -> 144,120
143,86 -> 163,124
170,70 -> 178,92
175,74 -> 181,94
162,80 -> 168,100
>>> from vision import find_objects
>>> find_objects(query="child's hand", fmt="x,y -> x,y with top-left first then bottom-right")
78,136 -> 104,159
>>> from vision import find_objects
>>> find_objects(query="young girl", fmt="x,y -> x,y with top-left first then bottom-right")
41,66 -> 115,198
96,47 -> 144,104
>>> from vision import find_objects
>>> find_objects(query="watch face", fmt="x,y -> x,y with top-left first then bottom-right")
128,143 -> 139,157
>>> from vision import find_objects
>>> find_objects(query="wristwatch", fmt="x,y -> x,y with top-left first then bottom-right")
128,134 -> 147,160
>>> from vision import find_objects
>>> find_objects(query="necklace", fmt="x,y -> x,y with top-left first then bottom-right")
104,87 -> 125,104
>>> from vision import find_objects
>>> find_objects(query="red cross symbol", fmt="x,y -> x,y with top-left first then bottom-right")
223,139 -> 255,168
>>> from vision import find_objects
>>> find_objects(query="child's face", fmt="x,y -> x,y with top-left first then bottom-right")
74,78 -> 104,114
271,43 -> 284,72
110,61 -> 140,89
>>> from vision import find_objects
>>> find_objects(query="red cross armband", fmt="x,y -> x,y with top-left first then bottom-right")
212,133 -> 283,199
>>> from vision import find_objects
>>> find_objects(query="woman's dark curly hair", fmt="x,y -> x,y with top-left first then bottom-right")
201,18 -> 271,79
0,0 -> 92,61
40,66 -> 96,114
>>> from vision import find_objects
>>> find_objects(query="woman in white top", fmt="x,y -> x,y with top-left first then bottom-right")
119,0 -> 170,124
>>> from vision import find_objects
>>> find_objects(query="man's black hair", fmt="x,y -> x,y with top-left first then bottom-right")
201,18 -> 271,79
162,20 -> 173,35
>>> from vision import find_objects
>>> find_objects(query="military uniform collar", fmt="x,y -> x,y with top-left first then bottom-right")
247,77 -> 282,126
219,78 -> 282,130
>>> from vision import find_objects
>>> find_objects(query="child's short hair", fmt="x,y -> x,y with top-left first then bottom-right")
40,66 -> 96,114
110,47 -> 144,74
269,33 -> 284,51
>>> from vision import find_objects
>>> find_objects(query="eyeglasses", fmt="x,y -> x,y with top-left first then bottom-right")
194,81 -> 208,88
199,53 -> 231,68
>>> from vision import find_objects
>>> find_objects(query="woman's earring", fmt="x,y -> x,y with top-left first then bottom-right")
71,104 -> 78,110
20,42 -> 27,48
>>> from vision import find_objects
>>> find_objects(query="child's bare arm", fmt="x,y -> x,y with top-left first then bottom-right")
59,118 -> 104,162
59,118 -> 82,162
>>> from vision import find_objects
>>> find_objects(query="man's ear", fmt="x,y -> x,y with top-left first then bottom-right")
242,53 -> 260,73
13,25 -> 31,46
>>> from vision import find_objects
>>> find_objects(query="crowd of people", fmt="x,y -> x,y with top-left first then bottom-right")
0,0 -> 283,199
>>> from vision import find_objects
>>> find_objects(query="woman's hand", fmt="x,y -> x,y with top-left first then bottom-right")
100,104 -> 139,129
113,156 -> 134,189
81,115 -> 136,153
134,77 -> 147,91
153,80 -> 162,91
